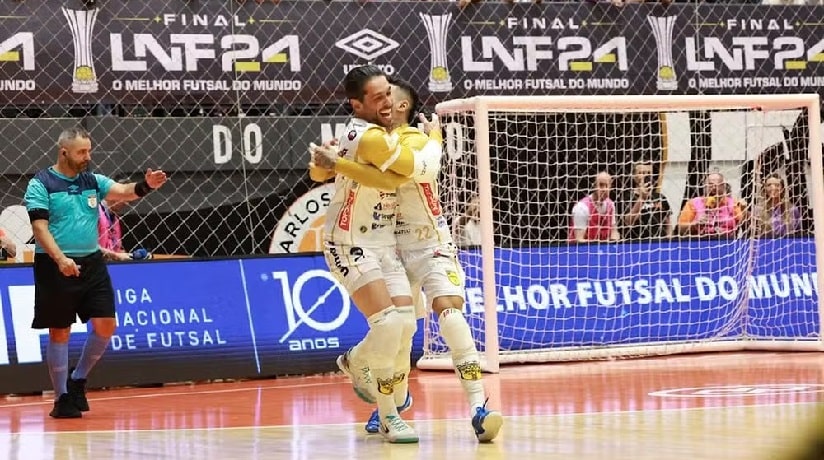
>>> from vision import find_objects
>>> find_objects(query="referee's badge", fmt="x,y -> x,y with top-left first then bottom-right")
87,194 -> 97,208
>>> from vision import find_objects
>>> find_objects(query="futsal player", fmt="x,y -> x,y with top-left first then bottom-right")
24,127 -> 167,418
310,77 -> 504,442
307,65 -> 443,443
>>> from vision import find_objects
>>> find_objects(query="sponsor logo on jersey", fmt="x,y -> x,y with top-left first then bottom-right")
419,183 -> 442,216
337,189 -> 356,231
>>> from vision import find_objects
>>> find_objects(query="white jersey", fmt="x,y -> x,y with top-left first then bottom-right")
323,118 -> 398,248
395,180 -> 453,250
392,126 -> 452,250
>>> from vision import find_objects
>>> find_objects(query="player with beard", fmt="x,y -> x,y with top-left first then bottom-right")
308,65 -> 443,443
311,77 -> 504,443
24,127 -> 167,419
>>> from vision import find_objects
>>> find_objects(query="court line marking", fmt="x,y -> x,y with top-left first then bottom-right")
0,379 -> 346,408
5,399 -> 822,436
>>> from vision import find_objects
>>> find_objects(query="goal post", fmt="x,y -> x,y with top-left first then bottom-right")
418,94 -> 824,373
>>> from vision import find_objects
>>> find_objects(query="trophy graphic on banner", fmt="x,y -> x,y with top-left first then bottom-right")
647,16 -> 677,91
62,7 -> 99,94
420,13 -> 453,93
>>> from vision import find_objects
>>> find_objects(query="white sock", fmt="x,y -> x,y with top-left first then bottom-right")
438,308 -> 486,413
362,308 -> 404,419
392,306 -> 416,407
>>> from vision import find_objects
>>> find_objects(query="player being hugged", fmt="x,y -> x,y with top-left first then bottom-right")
311,77 -> 504,443
308,65 -> 443,444
24,127 -> 167,419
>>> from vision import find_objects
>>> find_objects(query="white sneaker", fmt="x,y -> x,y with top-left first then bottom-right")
380,414 -> 419,444
336,349 -> 376,404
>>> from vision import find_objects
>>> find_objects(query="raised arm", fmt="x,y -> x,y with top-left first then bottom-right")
310,141 -> 409,190
104,169 -> 168,202
309,163 -> 336,183
333,158 -> 408,191
357,120 -> 443,182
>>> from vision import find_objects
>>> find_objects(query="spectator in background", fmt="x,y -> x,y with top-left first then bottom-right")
98,199 -> 130,261
456,194 -> 482,247
619,161 -> 672,240
0,227 -> 17,260
677,171 -> 745,237
755,173 -> 801,238
570,171 -> 620,243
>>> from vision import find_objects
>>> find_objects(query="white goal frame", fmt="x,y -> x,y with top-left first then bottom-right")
419,94 -> 824,373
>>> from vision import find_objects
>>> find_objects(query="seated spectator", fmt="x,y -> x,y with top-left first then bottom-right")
0,227 -> 17,260
456,194 -> 482,247
619,161 -> 672,240
677,172 -> 745,237
98,199 -> 130,261
754,173 -> 801,238
570,171 -> 620,243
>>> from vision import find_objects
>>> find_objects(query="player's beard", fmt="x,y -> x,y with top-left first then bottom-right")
70,159 -> 89,174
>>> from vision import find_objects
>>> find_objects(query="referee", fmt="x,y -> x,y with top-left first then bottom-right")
24,127 -> 167,418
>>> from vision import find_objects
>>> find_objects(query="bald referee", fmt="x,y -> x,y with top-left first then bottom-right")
24,127 -> 167,418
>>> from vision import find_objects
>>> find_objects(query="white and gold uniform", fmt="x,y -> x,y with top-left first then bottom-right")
316,124 -> 464,312
392,126 -> 465,313
310,118 -> 443,296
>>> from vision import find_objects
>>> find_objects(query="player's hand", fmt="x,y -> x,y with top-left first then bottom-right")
418,113 -> 441,135
144,168 -> 168,189
635,183 -> 650,200
322,138 -> 339,149
57,256 -> 80,277
309,143 -> 338,170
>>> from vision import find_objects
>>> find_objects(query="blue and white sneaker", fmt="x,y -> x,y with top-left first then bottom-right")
336,349 -> 376,404
365,392 -> 413,434
471,400 -> 503,443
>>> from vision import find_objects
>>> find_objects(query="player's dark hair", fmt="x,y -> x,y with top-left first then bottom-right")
343,65 -> 386,101
387,76 -> 420,125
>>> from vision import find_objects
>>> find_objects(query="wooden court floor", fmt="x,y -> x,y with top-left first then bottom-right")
2,352 -> 824,460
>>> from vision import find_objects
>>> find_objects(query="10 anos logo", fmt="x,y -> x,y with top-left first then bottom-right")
272,269 -> 350,352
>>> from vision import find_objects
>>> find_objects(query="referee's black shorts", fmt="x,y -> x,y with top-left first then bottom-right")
32,251 -> 116,329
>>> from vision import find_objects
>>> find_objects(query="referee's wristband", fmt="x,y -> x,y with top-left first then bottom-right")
135,180 -> 154,197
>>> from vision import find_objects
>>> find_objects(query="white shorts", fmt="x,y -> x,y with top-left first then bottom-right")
323,242 -> 411,299
399,243 -> 466,317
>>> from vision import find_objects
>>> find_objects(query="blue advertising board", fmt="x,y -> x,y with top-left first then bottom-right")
459,238 -> 819,352
0,238 -> 819,394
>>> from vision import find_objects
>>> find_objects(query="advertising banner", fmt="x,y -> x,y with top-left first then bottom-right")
0,2 -> 821,106
1,238 -> 817,394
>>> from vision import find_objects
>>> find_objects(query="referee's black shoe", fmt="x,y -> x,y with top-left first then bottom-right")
67,370 -> 90,412
49,393 -> 82,419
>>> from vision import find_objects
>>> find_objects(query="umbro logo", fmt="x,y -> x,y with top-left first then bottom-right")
335,29 -> 399,61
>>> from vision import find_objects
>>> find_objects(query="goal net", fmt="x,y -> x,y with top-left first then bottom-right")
418,95 -> 824,372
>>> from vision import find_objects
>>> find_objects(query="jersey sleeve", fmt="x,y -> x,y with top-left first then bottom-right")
309,164 -> 335,183
357,127 -> 443,177
334,158 -> 408,191
571,202 -> 590,230
24,178 -> 49,212
677,201 -> 696,225
94,173 -> 115,198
